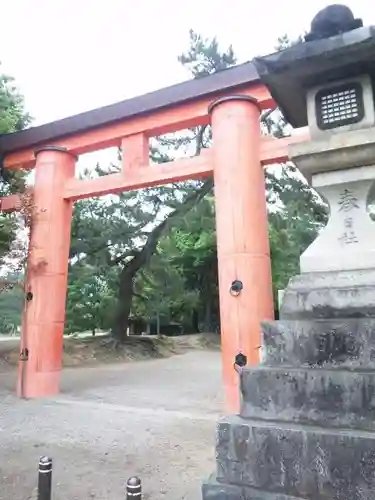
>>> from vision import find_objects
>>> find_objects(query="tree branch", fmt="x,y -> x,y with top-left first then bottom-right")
109,249 -> 139,266
133,291 -> 148,302
195,125 -> 208,155
123,176 -> 213,278
120,124 -> 212,276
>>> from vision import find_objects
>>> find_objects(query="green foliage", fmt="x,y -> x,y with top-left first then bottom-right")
0,285 -> 23,334
132,195 -> 218,331
65,264 -> 116,335
0,73 -> 31,134
0,65 -> 31,259
0,271 -> 24,334
178,29 -> 236,78
0,65 -> 31,333
269,205 -> 321,294
275,34 -> 305,51
0,68 -> 31,202
0,289 -> 24,335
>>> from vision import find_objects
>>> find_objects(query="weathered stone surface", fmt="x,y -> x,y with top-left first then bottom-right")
240,366 -> 375,430
299,166 -> 375,274
216,415 -> 375,500
288,130 -> 375,177
280,269 -> 375,320
261,319 -> 375,368
202,475 -> 242,500
203,262 -> 375,499
290,129 -> 375,176
202,475 -> 307,500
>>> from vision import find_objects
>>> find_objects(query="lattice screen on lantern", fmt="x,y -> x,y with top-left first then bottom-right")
315,82 -> 365,130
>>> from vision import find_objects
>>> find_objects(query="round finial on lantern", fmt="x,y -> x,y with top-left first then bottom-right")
305,5 -> 363,42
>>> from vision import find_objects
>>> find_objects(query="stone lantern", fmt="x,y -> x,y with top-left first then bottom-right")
202,6 -> 375,500
255,7 -> 375,278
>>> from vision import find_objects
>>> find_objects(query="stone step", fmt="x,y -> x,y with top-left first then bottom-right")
216,415 -> 375,500
240,366 -> 375,431
202,475 -> 307,500
261,319 -> 375,368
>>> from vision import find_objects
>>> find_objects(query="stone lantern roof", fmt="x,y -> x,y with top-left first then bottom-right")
253,6 -> 375,128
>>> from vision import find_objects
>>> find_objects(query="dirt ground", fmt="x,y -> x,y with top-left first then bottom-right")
0,333 -> 220,368
0,347 -> 223,500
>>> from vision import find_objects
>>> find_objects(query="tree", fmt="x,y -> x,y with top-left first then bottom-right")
132,194 -> 218,333
65,263 -> 117,335
0,65 -> 31,333
68,31 -> 236,342
132,249 -> 200,333
160,194 -> 218,332
0,67 -> 31,260
0,270 -> 24,334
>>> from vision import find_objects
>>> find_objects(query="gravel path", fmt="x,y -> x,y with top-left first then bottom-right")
0,351 -> 223,500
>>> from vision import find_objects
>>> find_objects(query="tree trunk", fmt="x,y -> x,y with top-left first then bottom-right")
110,177 -> 214,343
192,309 -> 199,332
111,267 -> 135,342
203,298 -> 212,333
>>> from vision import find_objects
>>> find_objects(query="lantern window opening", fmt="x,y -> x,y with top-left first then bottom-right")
315,82 -> 365,130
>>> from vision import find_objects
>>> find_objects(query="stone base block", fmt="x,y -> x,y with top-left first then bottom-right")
202,475 -> 306,500
280,269 -> 375,320
261,319 -> 375,368
240,366 -> 375,430
216,415 -> 375,500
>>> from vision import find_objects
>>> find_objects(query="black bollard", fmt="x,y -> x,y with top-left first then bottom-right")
126,476 -> 142,500
37,456 -> 52,500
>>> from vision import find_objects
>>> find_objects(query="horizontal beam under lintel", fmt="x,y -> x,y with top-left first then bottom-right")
260,132 -> 310,166
63,152 -> 212,201
1,133 -> 309,210
63,133 -> 308,202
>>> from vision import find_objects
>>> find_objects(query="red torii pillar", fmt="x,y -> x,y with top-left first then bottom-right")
209,96 -> 274,412
17,146 -> 76,398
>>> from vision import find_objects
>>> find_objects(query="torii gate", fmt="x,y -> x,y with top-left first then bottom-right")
0,63 -> 306,411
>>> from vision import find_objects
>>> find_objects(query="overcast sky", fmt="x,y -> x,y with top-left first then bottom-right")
2,0 -> 374,127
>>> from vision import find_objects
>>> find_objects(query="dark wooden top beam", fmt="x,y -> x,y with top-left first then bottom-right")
0,61 -> 259,156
